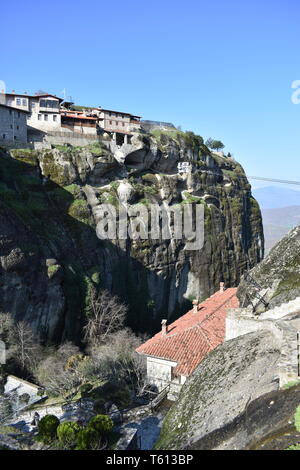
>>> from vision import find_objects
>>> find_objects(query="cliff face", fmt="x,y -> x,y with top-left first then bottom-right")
155,329 -> 300,450
0,131 -> 263,342
237,225 -> 300,311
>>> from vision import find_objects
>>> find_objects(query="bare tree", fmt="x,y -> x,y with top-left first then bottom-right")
11,321 -> 39,372
87,328 -> 147,395
35,342 -> 81,397
0,313 -> 42,375
83,289 -> 128,347
0,313 -> 13,340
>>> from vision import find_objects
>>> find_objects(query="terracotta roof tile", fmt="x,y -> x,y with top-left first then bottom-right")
136,288 -> 238,376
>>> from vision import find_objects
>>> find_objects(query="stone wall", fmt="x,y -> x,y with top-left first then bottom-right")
28,130 -> 102,149
0,106 -> 27,144
147,357 -> 176,391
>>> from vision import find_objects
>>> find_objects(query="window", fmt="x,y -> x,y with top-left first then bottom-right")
10,125 -> 13,129
109,120 -> 112,125
122,122 -> 125,127
44,114 -> 48,121
9,110 -> 12,115
31,102 -> 35,109
53,115 -> 57,122
16,98 -> 21,105
18,112 -> 20,118
17,125 -> 19,130
38,114 -> 42,120
2,134 -> 5,139
14,136 -> 17,140
22,98 -> 27,106
40,99 -> 58,109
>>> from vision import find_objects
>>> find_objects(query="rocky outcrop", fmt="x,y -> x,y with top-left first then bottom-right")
0,131 -> 263,342
155,329 -> 299,450
238,225 -> 300,311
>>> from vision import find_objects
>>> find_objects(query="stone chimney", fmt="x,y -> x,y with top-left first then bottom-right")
192,299 -> 199,313
161,319 -> 168,335
220,282 -> 225,292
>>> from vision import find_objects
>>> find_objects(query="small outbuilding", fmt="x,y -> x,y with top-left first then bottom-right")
136,284 -> 239,399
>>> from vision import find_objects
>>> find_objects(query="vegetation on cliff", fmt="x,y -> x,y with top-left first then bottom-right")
0,131 -> 263,342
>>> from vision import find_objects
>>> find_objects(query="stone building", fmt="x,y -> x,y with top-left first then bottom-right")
90,107 -> 141,145
3,92 -> 63,133
60,110 -> 99,135
100,108 -> 141,133
136,285 -> 239,399
0,104 -> 28,144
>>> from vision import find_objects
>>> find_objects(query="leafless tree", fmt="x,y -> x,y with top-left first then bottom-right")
87,328 -> 147,395
0,313 -> 12,340
83,289 -> 128,347
0,313 -> 42,374
34,342 -> 81,397
11,321 -> 40,372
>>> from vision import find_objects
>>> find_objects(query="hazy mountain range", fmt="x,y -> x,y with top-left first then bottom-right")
252,186 -> 300,253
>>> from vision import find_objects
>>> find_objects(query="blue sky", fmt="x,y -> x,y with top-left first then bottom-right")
1,0 -> 300,187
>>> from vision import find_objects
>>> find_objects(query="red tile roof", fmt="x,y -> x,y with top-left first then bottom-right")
61,114 -> 98,121
136,287 -> 238,376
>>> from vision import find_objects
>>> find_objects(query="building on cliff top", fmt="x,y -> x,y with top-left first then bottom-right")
0,104 -> 29,145
3,92 -> 64,136
136,284 -> 239,399
0,90 -> 142,148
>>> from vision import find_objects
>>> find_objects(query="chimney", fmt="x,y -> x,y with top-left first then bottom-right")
161,319 -> 168,335
192,299 -> 199,313
220,282 -> 225,292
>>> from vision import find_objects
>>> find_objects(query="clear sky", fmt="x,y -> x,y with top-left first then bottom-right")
1,0 -> 300,185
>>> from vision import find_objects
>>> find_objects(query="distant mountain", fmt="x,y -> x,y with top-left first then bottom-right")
262,205 -> 300,227
260,205 -> 300,253
252,187 -> 300,253
252,186 -> 300,209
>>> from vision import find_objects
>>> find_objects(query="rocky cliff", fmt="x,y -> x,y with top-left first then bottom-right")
238,225 -> 300,311
155,329 -> 300,450
0,130 -> 263,342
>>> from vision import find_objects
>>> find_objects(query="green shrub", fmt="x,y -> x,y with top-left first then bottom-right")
57,421 -> 81,447
37,415 -> 60,442
79,383 -> 93,398
95,381 -> 131,408
76,427 -> 100,450
88,415 -> 114,436
282,380 -> 300,390
93,399 -> 106,414
286,444 -> 300,450
295,405 -> 300,432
